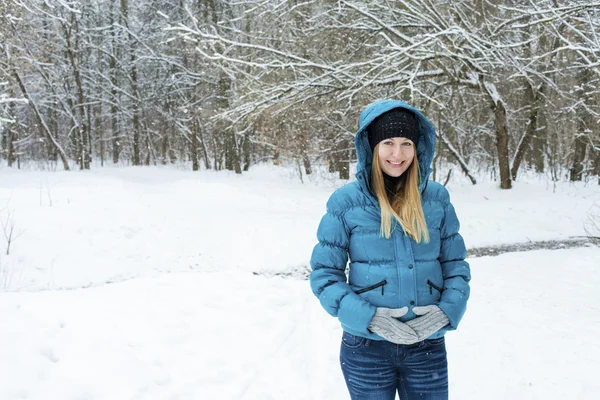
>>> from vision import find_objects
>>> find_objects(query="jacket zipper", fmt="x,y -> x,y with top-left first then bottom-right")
356,279 -> 388,295
427,279 -> 443,294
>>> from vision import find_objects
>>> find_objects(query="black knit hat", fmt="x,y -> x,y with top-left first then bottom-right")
368,108 -> 420,151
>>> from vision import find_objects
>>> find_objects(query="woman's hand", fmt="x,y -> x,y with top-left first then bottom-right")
406,305 -> 449,341
368,307 -> 420,344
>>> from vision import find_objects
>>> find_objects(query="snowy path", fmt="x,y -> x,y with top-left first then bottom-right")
467,237 -> 591,257
1,246 -> 599,400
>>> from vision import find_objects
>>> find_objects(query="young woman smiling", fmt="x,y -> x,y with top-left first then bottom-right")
310,100 -> 471,400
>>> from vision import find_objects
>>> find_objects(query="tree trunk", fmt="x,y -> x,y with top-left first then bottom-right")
569,129 -> 587,182
64,13 -> 90,169
160,124 -> 168,165
531,112 -> 546,173
199,128 -> 211,170
6,120 -> 16,167
242,133 -> 250,171
211,133 -> 220,170
110,5 -> 120,164
131,59 -> 141,166
161,132 -> 168,165
87,103 -> 93,167
570,68 -> 592,182
592,143 -> 600,185
209,0 -> 240,174
511,82 -> 545,181
145,129 -> 151,166
95,103 -> 103,167
111,105 -> 119,164
224,129 -> 241,174
511,15 -> 534,181
233,132 -> 242,174
12,68 -> 70,170
120,0 -> 141,166
527,28 -> 562,175
160,100 -> 169,165
303,153 -> 312,176
191,120 -> 200,171
218,71 -> 241,174
492,99 -> 512,189
199,124 -> 210,169
224,129 -> 234,171
6,93 -> 16,167
46,101 -> 58,161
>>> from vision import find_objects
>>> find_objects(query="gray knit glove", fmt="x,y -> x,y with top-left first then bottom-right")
368,307 -> 419,345
406,305 -> 450,341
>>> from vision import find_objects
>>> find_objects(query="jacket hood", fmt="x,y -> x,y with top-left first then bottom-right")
354,99 -> 437,193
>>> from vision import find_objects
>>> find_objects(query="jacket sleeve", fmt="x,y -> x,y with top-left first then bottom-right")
437,190 -> 471,330
309,195 -> 376,335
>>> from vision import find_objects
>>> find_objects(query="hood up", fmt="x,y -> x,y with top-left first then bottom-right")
354,99 -> 437,194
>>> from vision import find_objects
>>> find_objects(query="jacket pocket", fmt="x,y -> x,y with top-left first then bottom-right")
426,279 -> 443,295
355,279 -> 387,295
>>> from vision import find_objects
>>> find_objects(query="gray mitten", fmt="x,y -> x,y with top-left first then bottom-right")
406,305 -> 449,341
368,307 -> 419,345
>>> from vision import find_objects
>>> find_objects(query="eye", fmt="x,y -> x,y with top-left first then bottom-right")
383,140 -> 394,145
402,141 -> 413,146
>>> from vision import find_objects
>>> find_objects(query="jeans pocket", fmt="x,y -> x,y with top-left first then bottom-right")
341,331 -> 365,349
424,337 -> 445,346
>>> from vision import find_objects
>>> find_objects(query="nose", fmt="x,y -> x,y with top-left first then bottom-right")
392,143 -> 403,158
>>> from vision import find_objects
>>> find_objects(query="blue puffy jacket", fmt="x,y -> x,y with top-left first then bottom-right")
309,100 -> 471,340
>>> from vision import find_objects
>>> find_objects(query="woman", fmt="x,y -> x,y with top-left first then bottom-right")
310,99 -> 471,399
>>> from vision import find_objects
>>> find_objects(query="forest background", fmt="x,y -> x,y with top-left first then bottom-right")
1,0 -> 600,190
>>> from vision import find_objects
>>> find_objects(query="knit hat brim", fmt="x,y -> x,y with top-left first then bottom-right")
368,108 -> 420,151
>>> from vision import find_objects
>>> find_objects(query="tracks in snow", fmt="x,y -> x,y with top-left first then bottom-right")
254,237 -> 594,280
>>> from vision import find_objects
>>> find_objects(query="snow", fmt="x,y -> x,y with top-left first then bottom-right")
0,164 -> 599,399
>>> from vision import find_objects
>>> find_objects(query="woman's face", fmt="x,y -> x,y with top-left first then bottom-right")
377,137 -> 415,177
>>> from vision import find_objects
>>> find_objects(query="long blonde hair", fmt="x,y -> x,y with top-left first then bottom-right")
371,147 -> 430,243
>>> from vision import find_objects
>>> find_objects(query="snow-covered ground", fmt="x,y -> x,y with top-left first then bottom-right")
1,164 -> 599,399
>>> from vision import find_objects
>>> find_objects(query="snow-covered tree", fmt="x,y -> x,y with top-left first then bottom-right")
0,80 -> 11,132
171,0 -> 600,186
1,0 -> 598,183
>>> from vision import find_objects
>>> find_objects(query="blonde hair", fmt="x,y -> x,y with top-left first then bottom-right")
371,146 -> 430,243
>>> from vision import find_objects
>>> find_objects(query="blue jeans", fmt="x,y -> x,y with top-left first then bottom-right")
340,331 -> 448,400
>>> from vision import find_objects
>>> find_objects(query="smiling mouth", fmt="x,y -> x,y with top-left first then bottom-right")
386,160 -> 405,168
